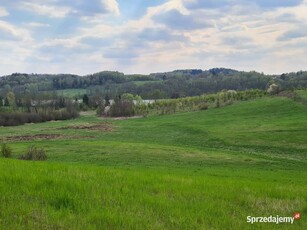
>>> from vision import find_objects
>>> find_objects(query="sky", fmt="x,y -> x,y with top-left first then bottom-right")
1,0 -> 307,75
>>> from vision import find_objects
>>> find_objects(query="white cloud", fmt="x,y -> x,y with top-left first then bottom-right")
38,38 -> 84,49
16,0 -> 120,18
275,3 -> 307,21
122,0 -> 189,31
19,2 -> 71,18
1,0 -> 307,75
104,0 -> 120,16
0,20 -> 32,41
26,22 -> 51,28
0,7 -> 9,17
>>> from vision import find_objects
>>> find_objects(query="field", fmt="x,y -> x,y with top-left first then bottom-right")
52,89 -> 87,98
0,97 -> 306,229
296,90 -> 307,100
131,80 -> 161,86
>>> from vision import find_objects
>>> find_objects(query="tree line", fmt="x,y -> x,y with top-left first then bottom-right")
1,68 -> 307,125
1,68 -> 307,100
0,90 -> 79,126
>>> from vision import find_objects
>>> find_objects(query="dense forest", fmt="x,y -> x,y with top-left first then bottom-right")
1,68 -> 307,100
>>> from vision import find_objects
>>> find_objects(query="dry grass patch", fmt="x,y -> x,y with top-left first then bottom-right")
60,122 -> 114,131
2,134 -> 92,142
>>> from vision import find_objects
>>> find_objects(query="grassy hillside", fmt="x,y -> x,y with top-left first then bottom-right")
0,97 -> 306,229
54,89 -> 87,98
297,90 -> 307,100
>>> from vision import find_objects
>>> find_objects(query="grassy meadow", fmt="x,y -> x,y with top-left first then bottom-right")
0,97 -> 306,229
296,89 -> 307,99
52,89 -> 87,98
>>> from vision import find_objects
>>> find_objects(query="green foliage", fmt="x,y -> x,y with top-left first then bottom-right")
196,102 -> 207,110
106,94 -> 144,117
296,89 -> 307,99
96,100 -> 105,116
109,96 -> 135,117
4,97 -> 9,106
54,89 -> 87,98
19,145 -> 47,161
1,143 -> 12,158
6,91 -> 16,107
2,69 -> 307,101
82,94 -> 89,106
121,93 -> 134,101
0,107 -> 79,127
145,89 -> 266,115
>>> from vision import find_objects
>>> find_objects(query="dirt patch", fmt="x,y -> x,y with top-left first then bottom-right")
60,122 -> 114,131
2,134 -> 92,142
100,116 -> 143,120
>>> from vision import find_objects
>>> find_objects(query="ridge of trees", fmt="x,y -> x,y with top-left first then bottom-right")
1,68 -> 306,103
1,68 -> 307,100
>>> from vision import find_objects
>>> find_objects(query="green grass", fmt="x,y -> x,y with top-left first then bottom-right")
0,96 -> 306,229
50,89 -> 87,98
132,80 -> 161,86
296,90 -> 307,99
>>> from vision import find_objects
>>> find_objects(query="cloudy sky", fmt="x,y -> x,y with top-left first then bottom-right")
1,0 -> 307,75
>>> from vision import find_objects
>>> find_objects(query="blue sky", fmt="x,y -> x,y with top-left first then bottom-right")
1,0 -> 307,75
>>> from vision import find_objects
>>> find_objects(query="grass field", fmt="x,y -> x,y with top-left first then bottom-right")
0,97 -> 306,229
51,89 -> 87,98
296,90 -> 307,100
131,80 -> 161,86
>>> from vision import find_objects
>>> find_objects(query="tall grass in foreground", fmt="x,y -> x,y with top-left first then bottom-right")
0,159 -> 306,229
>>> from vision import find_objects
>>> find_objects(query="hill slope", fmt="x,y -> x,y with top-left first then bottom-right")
0,97 -> 306,229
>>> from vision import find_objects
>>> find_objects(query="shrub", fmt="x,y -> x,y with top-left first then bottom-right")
19,145 -> 47,161
198,102 -> 208,110
267,83 -> 281,95
109,99 -> 135,117
1,143 -> 12,158
0,108 -> 79,127
96,104 -> 105,116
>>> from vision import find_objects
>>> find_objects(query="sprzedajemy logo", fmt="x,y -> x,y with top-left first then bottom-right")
247,212 -> 301,225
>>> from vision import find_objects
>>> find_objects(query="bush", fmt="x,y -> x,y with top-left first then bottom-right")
0,108 -> 79,127
267,83 -> 281,95
19,145 -> 47,161
1,143 -> 12,158
109,99 -> 135,117
198,102 -> 208,110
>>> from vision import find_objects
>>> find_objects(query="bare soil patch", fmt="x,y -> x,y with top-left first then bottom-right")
2,134 -> 92,142
100,116 -> 143,120
60,122 -> 114,131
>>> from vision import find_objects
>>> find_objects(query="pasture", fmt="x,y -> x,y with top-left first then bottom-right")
0,97 -> 306,229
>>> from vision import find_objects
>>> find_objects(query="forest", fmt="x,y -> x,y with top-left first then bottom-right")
1,68 -> 307,100
1,68 -> 307,126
